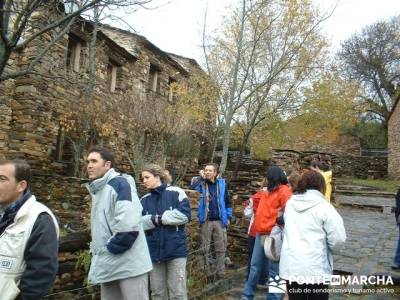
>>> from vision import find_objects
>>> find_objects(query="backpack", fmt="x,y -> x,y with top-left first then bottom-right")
264,224 -> 283,262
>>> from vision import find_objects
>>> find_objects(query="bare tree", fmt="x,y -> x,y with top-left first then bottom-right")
0,0 -> 153,81
205,0 -> 331,175
339,15 -> 400,128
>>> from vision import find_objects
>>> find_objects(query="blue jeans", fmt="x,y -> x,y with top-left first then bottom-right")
242,234 -> 283,300
395,225 -> 400,266
247,236 -> 268,284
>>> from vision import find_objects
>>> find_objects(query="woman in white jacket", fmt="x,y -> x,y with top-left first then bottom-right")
279,170 -> 346,300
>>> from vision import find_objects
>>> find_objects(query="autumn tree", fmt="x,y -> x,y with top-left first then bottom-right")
0,0 -> 154,81
250,71 -> 360,158
170,72 -> 218,140
292,72 -> 359,140
58,101 -> 113,176
170,72 -> 218,177
204,0 -> 332,175
338,15 -> 400,128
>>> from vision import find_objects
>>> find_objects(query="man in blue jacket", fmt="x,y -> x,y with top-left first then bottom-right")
191,163 -> 232,277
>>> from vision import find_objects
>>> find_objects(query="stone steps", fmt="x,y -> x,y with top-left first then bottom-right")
336,195 -> 395,211
335,184 -> 382,191
336,188 -> 396,198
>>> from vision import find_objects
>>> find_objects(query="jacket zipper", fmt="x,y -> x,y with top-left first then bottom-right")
216,180 -> 221,220
103,210 -> 113,236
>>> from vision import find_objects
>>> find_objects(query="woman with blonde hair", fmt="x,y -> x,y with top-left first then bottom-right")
140,164 -> 191,300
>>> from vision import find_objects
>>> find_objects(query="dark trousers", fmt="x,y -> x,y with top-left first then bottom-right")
287,282 -> 329,300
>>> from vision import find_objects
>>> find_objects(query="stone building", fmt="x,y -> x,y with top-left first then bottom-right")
0,19 -> 212,176
388,98 -> 400,180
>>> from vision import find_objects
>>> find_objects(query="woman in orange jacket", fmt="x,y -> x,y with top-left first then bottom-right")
241,166 -> 292,300
254,177 -> 292,235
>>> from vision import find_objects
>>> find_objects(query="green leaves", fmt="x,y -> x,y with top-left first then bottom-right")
339,15 -> 400,127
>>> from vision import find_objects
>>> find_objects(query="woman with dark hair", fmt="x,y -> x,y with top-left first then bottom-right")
140,164 -> 191,300
279,170 -> 346,300
241,166 -> 292,300
243,179 -> 269,285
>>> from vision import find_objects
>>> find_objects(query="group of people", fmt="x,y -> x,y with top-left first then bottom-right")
0,147 -> 232,300
0,148 -> 399,300
241,164 -> 346,300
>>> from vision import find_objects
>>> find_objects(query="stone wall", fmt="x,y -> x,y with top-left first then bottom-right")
0,73 -> 14,159
388,100 -> 400,180
258,132 -> 361,159
30,174 -> 90,231
0,97 -> 11,159
271,149 -> 388,179
271,149 -> 334,173
284,133 -> 361,156
29,174 -> 90,298
0,37 -> 18,159
334,156 -> 388,179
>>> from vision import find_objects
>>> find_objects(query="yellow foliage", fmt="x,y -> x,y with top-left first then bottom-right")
250,73 -> 361,159
171,72 -> 218,134
58,99 -> 114,143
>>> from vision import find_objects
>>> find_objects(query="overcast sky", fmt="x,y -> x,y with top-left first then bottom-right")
110,0 -> 400,65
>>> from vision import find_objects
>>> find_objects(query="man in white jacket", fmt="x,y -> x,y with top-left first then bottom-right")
86,147 -> 152,300
0,159 -> 58,300
279,170 -> 346,300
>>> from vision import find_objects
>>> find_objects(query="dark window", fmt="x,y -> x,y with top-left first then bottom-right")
168,77 -> 177,103
66,35 -> 84,72
148,64 -> 160,92
107,61 -> 119,92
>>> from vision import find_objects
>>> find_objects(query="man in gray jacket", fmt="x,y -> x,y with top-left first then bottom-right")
86,147 -> 152,300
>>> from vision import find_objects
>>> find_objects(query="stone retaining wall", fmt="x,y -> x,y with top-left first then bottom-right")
29,174 -> 89,296
334,155 -> 388,179
281,133 -> 361,156
271,149 -> 388,179
271,149 -> 334,173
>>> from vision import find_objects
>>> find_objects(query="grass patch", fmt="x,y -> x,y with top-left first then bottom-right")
336,176 -> 399,192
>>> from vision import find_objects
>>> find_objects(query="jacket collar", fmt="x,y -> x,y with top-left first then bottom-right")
205,178 -> 217,184
0,189 -> 33,234
150,183 -> 167,195
3,189 -> 32,217
86,168 -> 117,194
289,189 -> 326,212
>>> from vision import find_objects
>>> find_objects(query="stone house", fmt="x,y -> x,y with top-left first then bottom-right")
388,98 -> 400,180
0,19 -> 212,176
